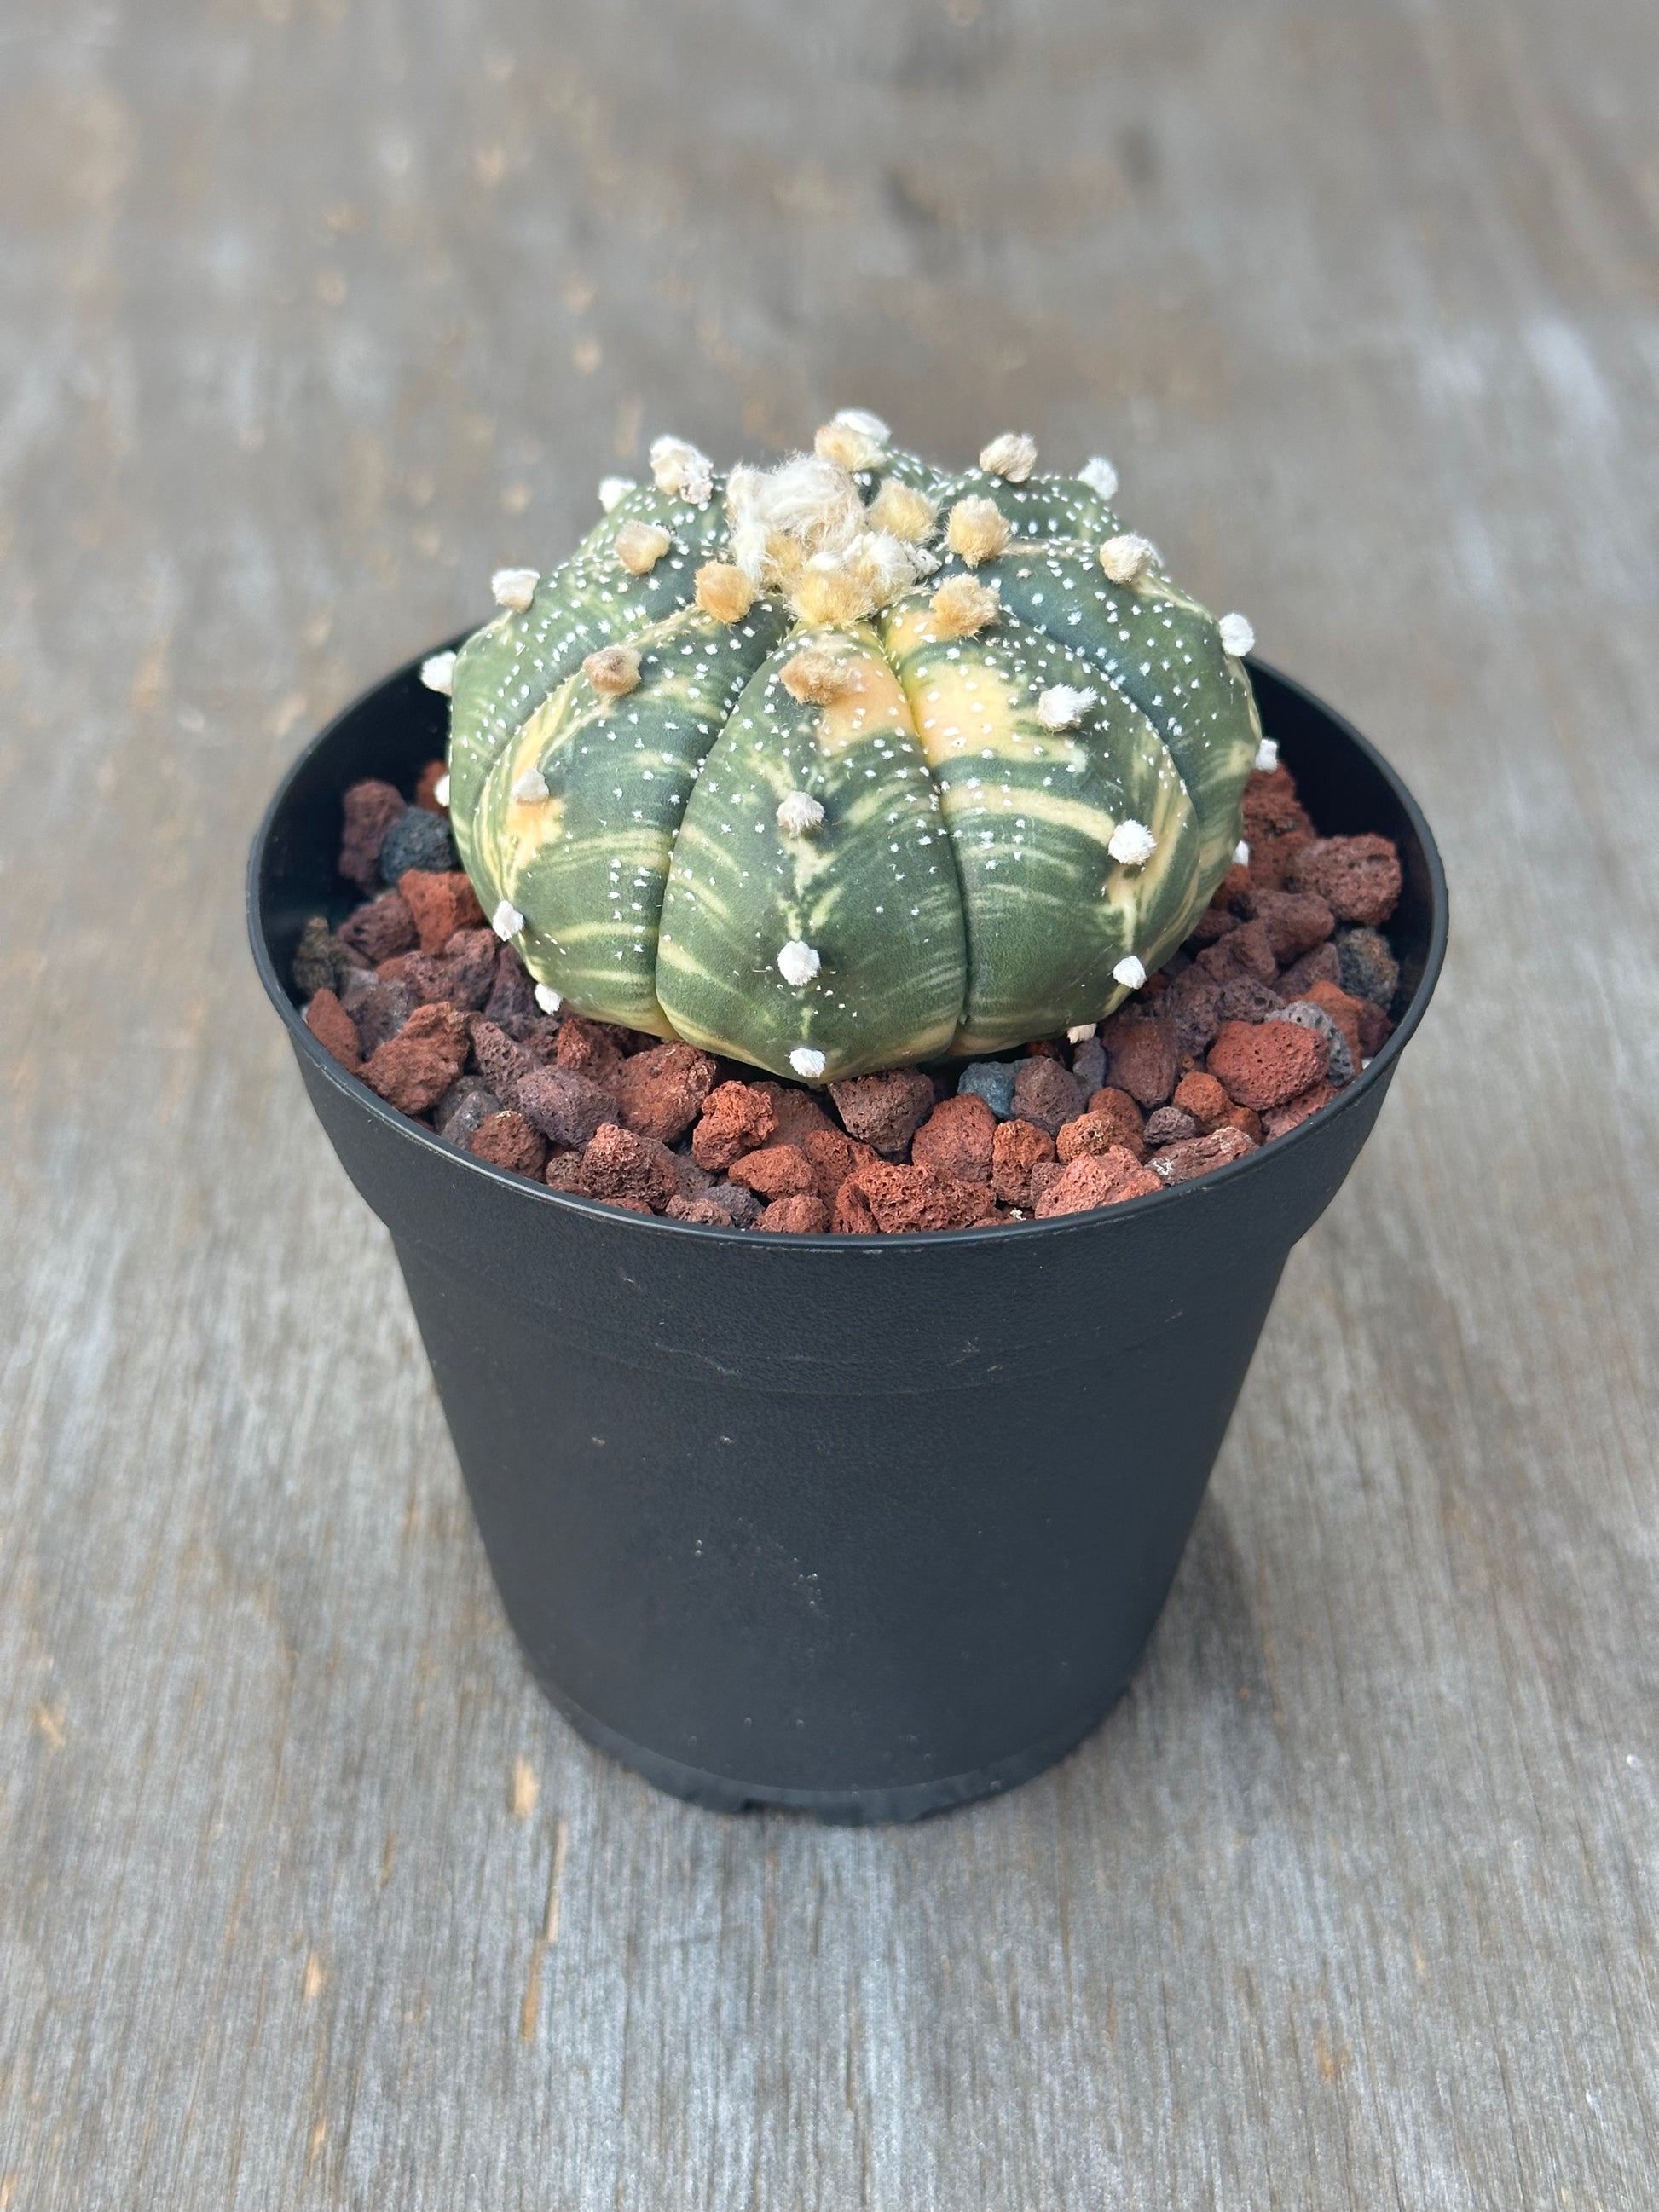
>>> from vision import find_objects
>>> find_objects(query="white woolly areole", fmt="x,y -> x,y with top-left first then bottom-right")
980,430 -> 1038,482
725,453 -> 864,581
1100,533 -> 1156,586
847,528 -> 929,604
833,407 -> 889,442
649,434 -> 714,506
1255,736 -> 1280,773
1079,454 -> 1119,501
777,940 -> 822,988
1218,611 -> 1255,657
789,1046 -> 827,1079
1036,683 -> 1096,731
534,983 -> 563,1014
1113,954 -> 1147,990
597,476 -> 635,512
1234,840 -> 1251,866
1066,1023 -> 1097,1043
433,772 -> 450,807
776,790 -> 826,837
419,650 -> 456,696
1107,818 -> 1158,867
491,566 -> 539,611
492,900 -> 525,940
511,765 -> 550,804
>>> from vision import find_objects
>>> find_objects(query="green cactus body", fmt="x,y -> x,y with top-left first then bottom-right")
656,627 -> 968,1075
470,593 -> 790,1034
443,427 -> 1261,1079
938,465 -> 1119,546
879,592 -> 1199,1053
988,546 -> 1261,902
446,482 -> 728,872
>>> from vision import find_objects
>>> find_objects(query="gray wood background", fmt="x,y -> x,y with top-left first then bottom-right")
3,0 -> 1656,2203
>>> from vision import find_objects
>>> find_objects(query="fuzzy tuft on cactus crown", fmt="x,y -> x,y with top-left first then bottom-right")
442,422 -> 1263,1080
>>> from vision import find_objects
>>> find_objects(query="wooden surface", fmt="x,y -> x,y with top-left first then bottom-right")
3,1 -> 1656,2203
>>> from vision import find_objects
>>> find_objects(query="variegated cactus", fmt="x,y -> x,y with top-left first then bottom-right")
428,416 -> 1262,1081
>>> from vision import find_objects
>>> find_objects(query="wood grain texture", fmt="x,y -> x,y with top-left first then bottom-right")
3,0 -> 1656,2204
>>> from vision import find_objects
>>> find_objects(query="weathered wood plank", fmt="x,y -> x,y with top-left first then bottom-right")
2,0 -> 1656,2205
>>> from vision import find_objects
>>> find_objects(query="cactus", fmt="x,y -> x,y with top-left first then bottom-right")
436,417 -> 1262,1080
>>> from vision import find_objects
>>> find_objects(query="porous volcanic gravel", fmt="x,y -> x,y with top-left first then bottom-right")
292,755 -> 1405,1233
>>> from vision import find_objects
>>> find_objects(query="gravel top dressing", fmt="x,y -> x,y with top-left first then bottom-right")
292,749 -> 1403,1235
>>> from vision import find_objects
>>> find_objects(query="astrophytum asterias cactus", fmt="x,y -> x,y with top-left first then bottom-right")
434,416 -> 1262,1081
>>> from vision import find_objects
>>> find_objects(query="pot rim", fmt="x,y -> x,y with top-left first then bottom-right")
247,645 -> 1448,1250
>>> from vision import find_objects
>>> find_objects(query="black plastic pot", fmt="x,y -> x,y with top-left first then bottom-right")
249,647 -> 1447,1822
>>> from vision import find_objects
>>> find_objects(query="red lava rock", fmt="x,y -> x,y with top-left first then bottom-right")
839,1161 -> 997,1233
1025,1037 -> 1067,1061
691,1081 -> 778,1172
483,948 -> 537,1031
830,1069 -> 936,1156
599,1196 -> 656,1215
1173,1070 -> 1231,1131
1057,1108 -> 1142,1166
991,1118 -> 1056,1207
1079,1086 -> 1147,1158
911,1093 -> 996,1184
375,950 -> 455,1004
1301,979 -> 1366,1056
831,1177 -> 879,1234
1151,1125 -> 1256,1185
1011,1054 -> 1084,1134
1185,903 -> 1238,947
555,1016 -> 626,1088
339,777 -> 407,892
580,1123 -> 678,1209
1286,835 -> 1402,926
1356,1000 -> 1392,1057
1208,1018 -> 1328,1111
1034,1148 -> 1160,1216
515,1066 -> 621,1150
338,889 -> 417,965
517,1016 -> 566,1067
665,1195 -> 735,1226
1215,863 -> 1253,910
1196,918 -> 1278,988
304,988 -> 361,1071
1143,1104 -> 1199,1146
1217,976 -> 1285,1025
1027,1160 -> 1065,1206
1277,941 -> 1343,998
398,869 -> 484,954
755,1193 -> 831,1234
1101,1015 -> 1178,1109
614,1042 -> 716,1144
727,1144 -> 818,1201
467,1015 -> 535,1106
361,1001 -> 469,1114
346,976 -> 414,1054
469,1109 -> 548,1178
1240,765 -> 1315,888
749,1080 -> 833,1149
800,1127 -> 878,1207
1236,887 -> 1334,963
701,1181 -> 760,1227
671,1152 -> 714,1202
544,1150 -> 587,1193
439,927 -> 498,1009
414,759 -> 448,813
1159,969 -> 1224,1056
1223,1104 -> 1265,1145
1263,1079 -> 1341,1139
